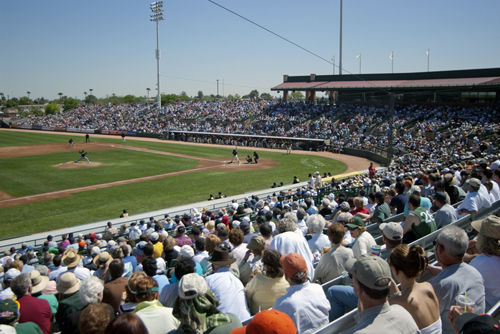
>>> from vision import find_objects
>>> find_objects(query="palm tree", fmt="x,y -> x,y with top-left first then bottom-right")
58,92 -> 63,101
146,88 -> 151,104
27,91 -> 31,100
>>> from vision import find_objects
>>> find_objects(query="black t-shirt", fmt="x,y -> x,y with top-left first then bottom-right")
233,150 -> 237,155
389,194 -> 408,214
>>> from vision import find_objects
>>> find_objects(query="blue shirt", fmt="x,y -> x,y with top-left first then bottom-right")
169,262 -> 203,284
152,275 -> 170,294
123,255 -> 137,271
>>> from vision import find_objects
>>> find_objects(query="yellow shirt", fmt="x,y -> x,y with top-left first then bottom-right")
152,242 -> 163,258
245,274 -> 289,315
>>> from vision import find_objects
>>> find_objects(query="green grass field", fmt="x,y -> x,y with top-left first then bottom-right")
0,130 -> 348,238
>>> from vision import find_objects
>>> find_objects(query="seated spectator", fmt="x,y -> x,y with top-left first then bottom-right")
0,268 -> 21,300
318,198 -> 334,218
105,222 -> 118,240
379,222 -> 403,260
118,223 -> 129,236
428,225 -> 485,334
346,255 -> 419,333
48,255 -> 67,281
133,276 -> 180,334
259,223 -> 273,248
306,214 -> 330,252
200,234 -> 222,275
11,273 -> 52,334
121,244 -> 137,272
141,257 -> 169,294
103,259 -> 129,313
295,208 -> 308,236
268,218 -> 315,280
229,229 -> 251,266
313,223 -> 354,284
469,215 -> 500,310
350,197 -> 370,216
193,238 -> 209,264
55,272 -> 84,329
136,244 -> 166,275
159,257 -> 196,308
272,253 -> 330,334
245,249 -> 289,315
205,246 -> 251,322
434,192 -> 458,229
119,272 -> 148,314
389,182 -> 408,215
457,178 -> 491,218
231,309 -> 296,334
0,298 -> 44,334
149,233 -> 163,259
79,303 -> 114,334
174,226 -> 193,247
173,273 -> 242,333
239,236 -> 266,285
169,245 -> 203,284
57,249 -> 90,283
128,222 -> 142,240
19,255 -> 35,274
346,216 -> 376,258
160,236 -> 178,268
388,245 -> 441,333
60,276 -> 114,334
402,194 -> 437,243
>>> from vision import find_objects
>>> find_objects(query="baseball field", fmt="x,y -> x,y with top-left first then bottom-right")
0,129 -> 373,239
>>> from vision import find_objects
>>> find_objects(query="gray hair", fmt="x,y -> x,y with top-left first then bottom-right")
277,218 -> 297,234
322,198 -> 331,207
437,225 -> 468,259
291,202 -> 299,210
306,215 -> 326,234
36,265 -> 49,276
10,274 -> 31,297
337,212 -> 353,223
79,276 -> 104,305
283,212 -> 297,225
296,208 -> 306,221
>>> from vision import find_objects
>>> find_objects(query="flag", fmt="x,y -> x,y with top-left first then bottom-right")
389,52 -> 393,60
356,54 -> 361,59
426,49 -> 429,56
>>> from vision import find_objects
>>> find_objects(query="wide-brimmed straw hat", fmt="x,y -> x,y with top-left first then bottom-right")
62,249 -> 81,268
56,272 -> 81,295
93,252 -> 112,268
30,270 -> 50,294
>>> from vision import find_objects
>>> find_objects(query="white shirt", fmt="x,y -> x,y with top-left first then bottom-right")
56,266 -> 90,283
193,250 -> 209,264
205,267 -> 251,322
232,243 -> 253,266
478,184 -> 493,208
456,192 -> 483,217
297,220 -> 308,236
268,231 -> 315,280
307,233 -> 331,252
128,226 -> 142,240
490,181 -> 500,202
48,266 -> 67,281
352,231 -> 376,258
470,254 -> 500,310
272,282 -> 330,334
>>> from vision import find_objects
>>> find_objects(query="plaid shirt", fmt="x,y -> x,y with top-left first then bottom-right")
175,235 -> 193,247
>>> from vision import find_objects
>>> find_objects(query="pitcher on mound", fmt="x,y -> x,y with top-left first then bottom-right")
75,150 -> 90,163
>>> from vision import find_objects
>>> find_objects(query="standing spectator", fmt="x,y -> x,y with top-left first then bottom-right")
205,246 -> 251,322
313,223 -> 354,284
272,253 -> 330,334
469,215 -> 500,310
345,255 -> 419,334
11,273 -> 53,334
428,225 -> 485,334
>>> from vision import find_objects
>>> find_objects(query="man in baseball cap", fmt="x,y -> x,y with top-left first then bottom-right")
231,309 -> 296,334
345,254 -> 419,333
379,222 -> 403,259
272,253 -> 329,334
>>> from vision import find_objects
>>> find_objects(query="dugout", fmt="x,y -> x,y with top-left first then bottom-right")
271,67 -> 500,104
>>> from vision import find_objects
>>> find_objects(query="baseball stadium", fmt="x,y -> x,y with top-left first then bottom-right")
1,1 -> 500,333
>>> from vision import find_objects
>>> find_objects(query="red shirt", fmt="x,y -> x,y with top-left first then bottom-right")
175,235 -> 193,247
350,207 -> 370,215
18,295 -> 52,334
369,165 -> 376,177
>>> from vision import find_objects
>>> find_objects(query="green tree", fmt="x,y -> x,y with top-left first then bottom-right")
4,100 -> 18,108
180,91 -> 187,97
85,95 -> 98,105
63,98 -> 79,111
45,102 -> 59,115
248,90 -> 259,100
197,91 -> 203,99
123,94 -> 139,104
58,92 -> 63,101
260,92 -> 272,100
29,107 -> 43,117
290,91 -> 304,101
18,96 -> 31,105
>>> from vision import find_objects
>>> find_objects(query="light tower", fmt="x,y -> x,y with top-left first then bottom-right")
150,1 -> 164,109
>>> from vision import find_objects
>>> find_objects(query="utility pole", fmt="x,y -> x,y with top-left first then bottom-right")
216,79 -> 219,97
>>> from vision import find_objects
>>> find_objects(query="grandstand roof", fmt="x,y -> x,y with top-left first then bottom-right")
271,68 -> 500,93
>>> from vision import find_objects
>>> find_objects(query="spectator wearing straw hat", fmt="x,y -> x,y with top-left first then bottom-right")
55,272 -> 84,330
11,273 -> 53,334
56,249 -> 90,284
272,253 -> 329,334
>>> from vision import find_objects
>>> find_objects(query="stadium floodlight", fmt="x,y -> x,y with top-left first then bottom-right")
150,1 -> 164,109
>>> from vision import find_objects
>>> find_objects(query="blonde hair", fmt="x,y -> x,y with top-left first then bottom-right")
477,233 -> 500,257
353,197 -> 364,209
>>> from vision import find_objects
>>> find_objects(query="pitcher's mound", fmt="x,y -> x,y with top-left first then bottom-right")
53,161 -> 103,169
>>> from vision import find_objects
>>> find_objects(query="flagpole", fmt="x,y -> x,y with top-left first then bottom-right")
339,0 -> 343,75
359,53 -> 361,74
391,51 -> 394,73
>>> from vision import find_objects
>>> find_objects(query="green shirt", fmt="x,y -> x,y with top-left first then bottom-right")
15,322 -> 44,334
411,207 -> 437,239
373,203 -> 391,224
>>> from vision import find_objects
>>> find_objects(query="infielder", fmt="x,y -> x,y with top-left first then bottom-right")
75,150 -> 90,163
286,143 -> 292,154
68,139 -> 75,148
230,147 -> 240,165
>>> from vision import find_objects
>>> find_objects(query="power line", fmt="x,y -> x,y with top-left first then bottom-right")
161,75 -> 270,90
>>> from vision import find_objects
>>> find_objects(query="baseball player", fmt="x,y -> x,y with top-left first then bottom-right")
230,146 -> 240,165
286,143 -> 292,154
68,138 -> 75,148
253,151 -> 259,164
75,150 -> 90,163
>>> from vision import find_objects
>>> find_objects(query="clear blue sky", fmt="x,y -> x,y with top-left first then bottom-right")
1,0 -> 499,101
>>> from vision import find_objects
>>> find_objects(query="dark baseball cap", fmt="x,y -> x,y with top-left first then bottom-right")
456,313 -> 500,334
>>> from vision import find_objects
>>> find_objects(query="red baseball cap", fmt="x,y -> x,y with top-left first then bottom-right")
280,253 -> 307,279
231,310 -> 297,334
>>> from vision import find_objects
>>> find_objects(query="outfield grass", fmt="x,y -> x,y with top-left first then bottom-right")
0,130 -> 348,238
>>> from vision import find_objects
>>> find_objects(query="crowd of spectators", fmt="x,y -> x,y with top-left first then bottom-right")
1,153 -> 500,333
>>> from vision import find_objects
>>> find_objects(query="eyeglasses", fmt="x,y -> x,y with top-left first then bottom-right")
433,240 -> 444,251
348,273 -> 353,279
